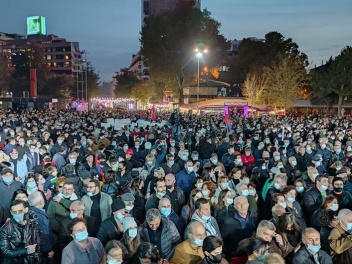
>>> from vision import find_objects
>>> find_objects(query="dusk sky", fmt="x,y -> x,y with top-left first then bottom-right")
1,0 -> 351,82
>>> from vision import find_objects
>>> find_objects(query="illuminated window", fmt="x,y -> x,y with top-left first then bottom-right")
47,63 -> 52,67
64,55 -> 69,60
47,55 -> 51,60
53,62 -> 57,67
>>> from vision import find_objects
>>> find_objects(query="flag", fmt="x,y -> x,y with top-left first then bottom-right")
150,106 -> 156,122
224,106 -> 233,131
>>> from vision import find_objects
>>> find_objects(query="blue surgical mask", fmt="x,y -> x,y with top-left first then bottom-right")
296,187 -> 304,193
12,213 -> 25,223
87,192 -> 94,197
62,193 -> 71,199
202,190 -> 209,196
258,254 -> 266,262
226,198 -> 233,205
2,177 -> 13,184
274,183 -> 281,190
70,213 -> 78,219
74,230 -> 88,242
307,244 -> 321,253
107,260 -> 122,264
241,189 -> 249,197
41,179 -> 46,184
115,213 -> 124,221
221,182 -> 229,189
201,214 -> 210,221
160,208 -> 171,217
27,181 -> 37,188
182,155 -> 188,161
193,238 -> 204,247
69,158 -> 76,164
157,191 -> 165,197
347,223 -> 352,232
147,161 -> 153,166
128,228 -> 137,239
168,160 -> 174,166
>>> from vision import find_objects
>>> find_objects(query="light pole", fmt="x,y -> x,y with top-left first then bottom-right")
195,48 -> 207,110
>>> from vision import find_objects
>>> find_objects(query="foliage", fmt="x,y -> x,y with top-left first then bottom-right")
114,69 -> 141,98
261,55 -> 308,109
241,71 -> 268,106
311,46 -> 352,115
140,1 -> 229,103
224,32 -> 308,86
86,62 -> 101,99
131,81 -> 155,108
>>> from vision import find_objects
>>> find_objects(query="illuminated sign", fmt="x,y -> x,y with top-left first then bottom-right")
27,16 -> 46,35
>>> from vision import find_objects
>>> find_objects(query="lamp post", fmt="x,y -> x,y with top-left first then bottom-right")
195,48 -> 207,111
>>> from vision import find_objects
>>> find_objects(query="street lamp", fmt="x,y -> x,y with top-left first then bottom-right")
195,48 -> 207,110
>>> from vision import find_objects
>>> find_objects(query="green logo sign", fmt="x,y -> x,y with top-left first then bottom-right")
27,16 -> 46,35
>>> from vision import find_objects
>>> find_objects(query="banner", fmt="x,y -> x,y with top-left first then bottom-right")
30,68 -> 37,98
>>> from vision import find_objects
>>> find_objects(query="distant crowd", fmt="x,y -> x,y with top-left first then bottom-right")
0,108 -> 351,264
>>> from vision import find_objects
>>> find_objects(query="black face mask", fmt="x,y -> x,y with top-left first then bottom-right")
334,187 -> 343,193
232,178 -> 240,185
206,253 -> 222,264
166,184 -> 173,190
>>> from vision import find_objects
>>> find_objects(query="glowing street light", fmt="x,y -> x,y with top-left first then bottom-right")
195,48 -> 208,110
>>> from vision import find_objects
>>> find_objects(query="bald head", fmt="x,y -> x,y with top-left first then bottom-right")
165,173 -> 176,190
272,205 -> 286,218
187,221 -> 206,246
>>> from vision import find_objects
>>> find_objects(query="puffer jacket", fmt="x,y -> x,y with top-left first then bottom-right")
138,216 -> 181,260
0,218 -> 39,264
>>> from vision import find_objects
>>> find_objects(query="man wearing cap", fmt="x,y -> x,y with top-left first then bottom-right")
121,193 -> 145,223
125,148 -> 137,171
0,168 -> 22,211
97,198 -> 126,245
34,154 -> 54,174
81,179 -> 112,225
311,154 -> 327,175
9,148 -> 28,183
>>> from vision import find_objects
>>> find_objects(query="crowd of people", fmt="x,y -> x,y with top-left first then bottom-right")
0,108 -> 352,264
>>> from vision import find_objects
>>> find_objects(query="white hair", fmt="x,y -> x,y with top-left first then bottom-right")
28,191 -> 43,207
338,209 -> 352,221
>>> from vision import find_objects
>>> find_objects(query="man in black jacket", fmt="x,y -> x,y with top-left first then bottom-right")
293,227 -> 332,264
28,191 -> 55,263
331,177 -> 352,210
302,175 -> 329,225
0,200 -> 39,264
219,196 -> 258,258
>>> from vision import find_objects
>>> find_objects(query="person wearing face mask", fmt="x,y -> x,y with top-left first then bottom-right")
101,170 -> 119,198
145,177 -> 169,211
199,235 -> 228,264
329,209 -> 352,263
186,198 -> 220,240
213,190 -> 235,226
0,200 -> 40,264
293,227 -> 332,264
302,175 -> 329,225
28,191 -> 55,262
170,221 -> 206,264
9,148 -> 28,184
160,154 -> 181,175
158,197 -> 184,235
0,168 -> 23,211
331,143 -> 345,165
97,198 -> 126,246
138,209 -> 181,260
330,177 -> 352,211
25,144 -> 40,173
264,175 -> 287,219
103,240 -> 128,264
203,154 -> 226,173
316,140 -> 332,169
241,147 -> 255,169
120,217 -> 140,259
245,237 -> 270,264
221,145 -> 236,174
311,155 -> 327,175
164,173 -> 185,215
236,183 -> 258,213
82,178 -> 113,224
175,160 -> 197,199
115,160 -> 132,193
62,218 -> 104,264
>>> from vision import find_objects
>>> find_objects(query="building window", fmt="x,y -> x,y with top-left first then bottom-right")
64,55 -> 69,60
47,55 -> 51,60
53,62 -> 57,67
47,63 -> 52,67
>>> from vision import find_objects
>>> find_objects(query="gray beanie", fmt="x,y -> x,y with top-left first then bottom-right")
122,217 -> 137,233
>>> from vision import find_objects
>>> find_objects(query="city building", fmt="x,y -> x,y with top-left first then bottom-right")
229,37 -> 265,56
1,34 -> 83,75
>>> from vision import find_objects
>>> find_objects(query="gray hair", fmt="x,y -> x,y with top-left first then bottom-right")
338,209 -> 352,221
234,195 -> 248,205
185,221 -> 205,238
257,220 -> 276,232
70,200 -> 85,211
28,191 -> 44,207
146,208 -> 161,222
235,183 -> 248,192
274,174 -> 288,183
302,227 -> 319,242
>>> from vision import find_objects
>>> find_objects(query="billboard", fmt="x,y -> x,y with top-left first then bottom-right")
27,16 -> 46,35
